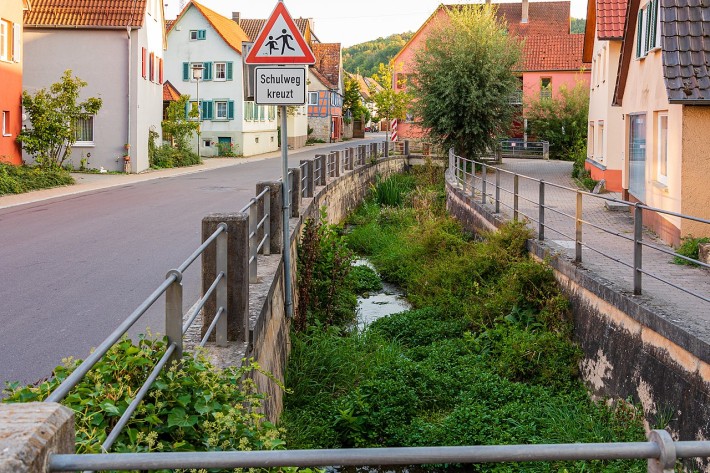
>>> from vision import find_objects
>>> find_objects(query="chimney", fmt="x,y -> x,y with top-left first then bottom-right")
521,0 -> 529,23
232,12 -> 240,23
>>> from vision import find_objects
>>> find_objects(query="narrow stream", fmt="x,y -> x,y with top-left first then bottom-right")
353,259 -> 411,330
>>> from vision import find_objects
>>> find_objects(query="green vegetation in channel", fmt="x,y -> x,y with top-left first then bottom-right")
283,166 -> 647,472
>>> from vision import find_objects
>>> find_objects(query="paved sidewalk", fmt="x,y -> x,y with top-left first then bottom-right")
464,159 -> 710,346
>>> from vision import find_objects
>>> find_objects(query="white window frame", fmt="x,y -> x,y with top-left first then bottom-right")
73,116 -> 95,146
330,92 -> 338,107
597,121 -> 605,161
588,122 -> 595,158
0,20 -> 9,62
189,100 -> 200,121
215,100 -> 228,120
657,113 -> 668,185
308,91 -> 318,105
2,111 -> 10,137
189,30 -> 198,41
214,62 -> 226,81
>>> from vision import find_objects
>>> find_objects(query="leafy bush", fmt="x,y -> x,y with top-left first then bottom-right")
0,164 -> 74,195
3,336 -> 288,457
674,236 -> 710,266
150,144 -> 201,169
348,264 -> 382,294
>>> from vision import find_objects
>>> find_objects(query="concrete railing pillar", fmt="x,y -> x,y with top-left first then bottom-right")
384,140 -> 390,157
404,140 -> 410,156
289,167 -> 301,217
301,159 -> 314,198
314,154 -> 326,186
0,403 -> 74,473
202,213 -> 248,342
257,181 -> 283,253
335,150 -> 342,177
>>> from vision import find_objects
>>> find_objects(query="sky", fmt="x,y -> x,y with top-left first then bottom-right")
165,0 -> 588,47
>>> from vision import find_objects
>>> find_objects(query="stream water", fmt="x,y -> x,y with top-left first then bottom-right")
353,259 -> 411,330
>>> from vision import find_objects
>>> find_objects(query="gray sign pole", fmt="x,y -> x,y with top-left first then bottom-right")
280,105 -> 293,319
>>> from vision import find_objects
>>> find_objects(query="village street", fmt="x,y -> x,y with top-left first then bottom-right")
0,136 -> 384,389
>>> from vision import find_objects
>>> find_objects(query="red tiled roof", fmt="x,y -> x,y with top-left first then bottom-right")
163,80 -> 181,101
522,35 -> 588,71
313,43 -> 341,90
239,17 -> 310,42
24,0 -> 146,28
596,0 -> 627,39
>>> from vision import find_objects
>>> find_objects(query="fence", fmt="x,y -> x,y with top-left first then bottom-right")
449,151 -> 710,303
499,140 -> 549,160
240,187 -> 271,284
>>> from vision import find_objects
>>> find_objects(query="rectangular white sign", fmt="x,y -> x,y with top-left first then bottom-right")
254,66 -> 306,105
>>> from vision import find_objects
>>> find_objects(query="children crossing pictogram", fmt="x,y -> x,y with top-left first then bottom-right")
244,2 -> 315,65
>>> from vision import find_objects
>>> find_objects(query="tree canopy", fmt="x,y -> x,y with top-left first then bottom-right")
370,63 -> 411,140
343,75 -> 370,123
343,33 -> 413,77
411,5 -> 522,158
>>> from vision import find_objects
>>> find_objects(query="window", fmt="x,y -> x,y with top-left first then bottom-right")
308,91 -> 318,105
597,121 -> 604,160
190,29 -> 206,40
657,113 -> 668,185
215,101 -> 228,120
540,78 -> 552,100
149,52 -> 154,82
73,117 -> 94,145
215,62 -> 226,81
2,111 -> 10,136
330,92 -> 338,107
589,122 -> 595,157
0,20 -> 8,62
636,0 -> 659,58
268,106 -> 276,120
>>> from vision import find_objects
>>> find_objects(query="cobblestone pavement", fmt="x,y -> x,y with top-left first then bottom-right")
458,158 -> 710,346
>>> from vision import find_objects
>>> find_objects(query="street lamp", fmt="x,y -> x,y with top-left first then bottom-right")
192,63 -> 204,158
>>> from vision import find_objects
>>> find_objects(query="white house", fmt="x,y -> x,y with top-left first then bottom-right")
23,0 -> 166,173
165,1 -> 278,157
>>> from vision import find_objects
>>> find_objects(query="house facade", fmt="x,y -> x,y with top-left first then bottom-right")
612,0 -> 710,244
583,0 -> 627,191
308,43 -> 343,142
391,1 -> 590,140
166,3 -> 278,157
23,0 -> 166,173
0,0 -> 28,165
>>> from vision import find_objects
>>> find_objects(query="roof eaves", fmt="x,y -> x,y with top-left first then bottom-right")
583,0 -> 597,62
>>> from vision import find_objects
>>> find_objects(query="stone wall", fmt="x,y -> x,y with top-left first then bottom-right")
445,174 -> 710,471
309,116 -> 332,142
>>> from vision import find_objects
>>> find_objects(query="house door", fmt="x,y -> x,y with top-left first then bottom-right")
628,114 -> 646,200
217,137 -> 232,156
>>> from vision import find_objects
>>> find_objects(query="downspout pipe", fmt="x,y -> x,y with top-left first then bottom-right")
127,24 -> 132,172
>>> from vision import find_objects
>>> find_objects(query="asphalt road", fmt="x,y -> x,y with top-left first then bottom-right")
0,136 -> 385,389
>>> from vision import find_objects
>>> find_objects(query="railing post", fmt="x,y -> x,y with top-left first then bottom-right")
449,147 -> 454,170
257,181 -> 282,253
481,164 -> 487,204
384,140 -> 389,157
404,139 -> 410,156
495,168 -> 501,213
575,191 -> 583,262
249,203 -> 258,283
648,429 -> 676,473
263,190 -> 271,255
290,167 -> 301,217
634,203 -> 643,295
215,228 -> 228,347
537,179 -> 545,241
165,269 -> 183,363
316,154 -> 326,185
301,159 -> 314,198
513,174 -> 519,221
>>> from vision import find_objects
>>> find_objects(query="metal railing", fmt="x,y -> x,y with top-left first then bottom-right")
240,187 -> 271,283
449,151 -> 710,303
499,140 -> 550,160
48,429 -> 710,472
44,222 -> 230,455
299,160 -> 309,198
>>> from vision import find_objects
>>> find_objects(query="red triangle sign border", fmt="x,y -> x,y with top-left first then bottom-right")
244,2 -> 316,65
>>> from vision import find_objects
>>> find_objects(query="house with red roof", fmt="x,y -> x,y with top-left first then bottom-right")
584,0 -> 627,191
610,0 -> 710,244
391,1 -> 590,140
0,0 -> 29,166
166,2 -> 278,157
308,42 -> 344,142
23,0 -> 166,173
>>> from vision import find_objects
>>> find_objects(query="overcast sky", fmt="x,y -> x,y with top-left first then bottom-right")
165,0 -> 588,48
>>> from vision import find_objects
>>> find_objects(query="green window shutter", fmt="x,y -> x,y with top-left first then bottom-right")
207,101 -> 214,120
228,101 -> 235,120
651,0 -> 658,49
226,62 -> 233,81
198,29 -> 206,40
184,101 -> 190,119
203,62 -> 212,81
636,10 -> 643,57
183,62 -> 189,81
202,101 -> 209,120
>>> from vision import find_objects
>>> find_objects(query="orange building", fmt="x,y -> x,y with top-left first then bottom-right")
391,1 -> 590,140
0,0 -> 28,165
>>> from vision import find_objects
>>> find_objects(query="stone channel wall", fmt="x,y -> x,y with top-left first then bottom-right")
446,172 -> 710,471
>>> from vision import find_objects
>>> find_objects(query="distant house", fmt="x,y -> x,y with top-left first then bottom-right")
349,72 -> 382,130
166,2 -> 278,158
23,0 -> 166,173
238,14 -> 316,149
308,43 -> 343,142
391,0 -> 591,140
584,0 -> 627,191
0,0 -> 28,165
611,0 -> 710,244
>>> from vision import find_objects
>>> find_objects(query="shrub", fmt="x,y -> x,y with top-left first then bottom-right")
674,236 -> 710,266
0,164 -> 74,195
150,144 -> 201,169
348,264 -> 382,294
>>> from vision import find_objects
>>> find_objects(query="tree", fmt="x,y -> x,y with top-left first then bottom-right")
162,95 -> 199,151
343,32 -> 414,77
370,63 -> 411,142
17,70 -> 102,170
410,5 -> 522,158
342,75 -> 370,124
525,80 -> 589,160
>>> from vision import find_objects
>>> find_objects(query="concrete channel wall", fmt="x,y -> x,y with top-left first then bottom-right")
446,171 -> 710,470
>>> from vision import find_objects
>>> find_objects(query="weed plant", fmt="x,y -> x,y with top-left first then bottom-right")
149,145 -> 201,169
0,163 -> 74,195
673,235 -> 710,266
283,169 -> 647,472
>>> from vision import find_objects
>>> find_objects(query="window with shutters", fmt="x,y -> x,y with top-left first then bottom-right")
215,101 -> 228,120
190,30 -> 206,40
12,23 -> 19,62
73,117 -> 95,146
0,20 -> 8,62
142,48 -> 147,78
188,101 -> 201,121
215,62 -> 226,81
149,52 -> 154,82
636,0 -> 659,58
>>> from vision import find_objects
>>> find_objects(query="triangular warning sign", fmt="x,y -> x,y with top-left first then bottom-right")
244,2 -> 316,65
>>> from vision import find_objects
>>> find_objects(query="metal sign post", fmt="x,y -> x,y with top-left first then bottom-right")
280,106 -> 292,318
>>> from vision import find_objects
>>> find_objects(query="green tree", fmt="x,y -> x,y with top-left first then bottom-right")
343,75 -> 370,124
17,70 -> 102,170
162,95 -> 199,151
571,18 -> 586,34
410,5 -> 522,158
343,32 -> 414,77
370,63 -> 411,142
525,80 -> 589,160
